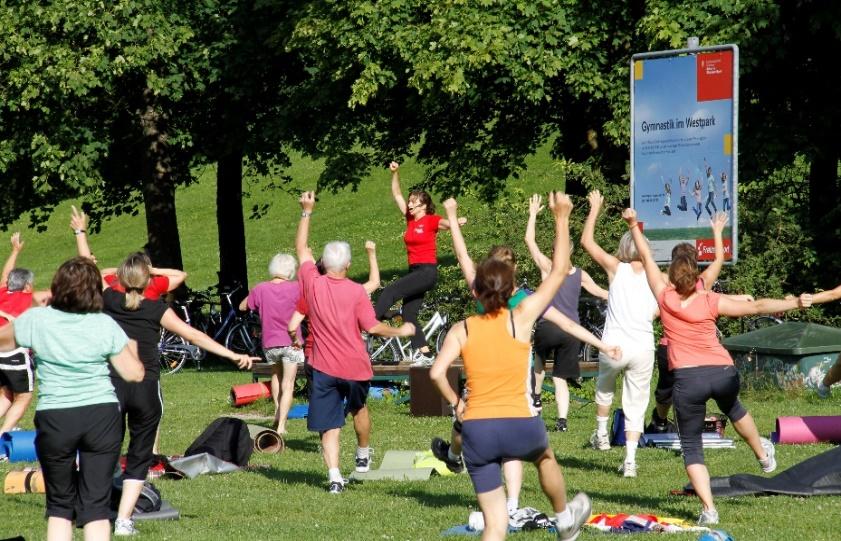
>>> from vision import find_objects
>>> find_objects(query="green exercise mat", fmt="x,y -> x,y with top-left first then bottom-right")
350,450 -> 434,481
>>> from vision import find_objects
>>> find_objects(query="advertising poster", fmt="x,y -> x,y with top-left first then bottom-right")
631,45 -> 739,263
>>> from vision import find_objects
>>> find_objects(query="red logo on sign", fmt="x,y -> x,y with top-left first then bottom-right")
696,51 -> 733,102
695,238 -> 732,261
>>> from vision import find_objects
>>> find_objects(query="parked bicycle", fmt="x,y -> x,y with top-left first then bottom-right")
367,301 -> 449,365
578,296 -> 607,364
158,283 -> 262,375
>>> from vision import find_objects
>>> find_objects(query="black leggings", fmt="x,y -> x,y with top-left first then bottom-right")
375,264 -> 437,349
673,365 -> 746,466
113,378 -> 163,480
654,344 -> 674,406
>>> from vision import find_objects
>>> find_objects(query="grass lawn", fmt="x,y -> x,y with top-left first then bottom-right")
1,366 -> 840,540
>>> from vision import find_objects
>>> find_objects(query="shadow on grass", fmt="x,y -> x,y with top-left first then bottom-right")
283,437 -> 321,453
386,486 -> 475,508
252,466 -> 326,488
557,455 -> 620,475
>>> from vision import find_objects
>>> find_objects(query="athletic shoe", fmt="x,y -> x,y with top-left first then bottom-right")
431,437 -> 464,473
114,518 -> 138,536
589,430 -> 610,451
533,394 -> 543,411
816,382 -> 830,399
697,508 -> 719,526
355,452 -> 372,473
328,480 -> 345,494
618,461 -> 637,478
410,350 -> 435,367
759,437 -> 777,473
555,418 -> 568,432
556,492 -> 591,541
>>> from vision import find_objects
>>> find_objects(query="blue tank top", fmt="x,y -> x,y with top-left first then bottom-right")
548,268 -> 581,324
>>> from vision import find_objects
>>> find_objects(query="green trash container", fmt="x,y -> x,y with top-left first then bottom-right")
722,322 -> 841,391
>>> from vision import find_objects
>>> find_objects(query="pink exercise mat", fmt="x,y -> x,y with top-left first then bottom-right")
772,416 -> 841,444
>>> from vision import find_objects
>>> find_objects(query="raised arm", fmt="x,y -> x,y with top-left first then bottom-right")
69,206 -> 94,261
149,267 -> 187,292
389,162 -> 408,216
516,192 -> 572,327
623,208 -> 667,299
161,309 -> 257,369
524,194 -> 552,280
296,192 -> 316,265
580,270 -> 609,300
0,233 -> 23,288
812,284 -> 841,305
581,190 -> 620,279
442,198 -> 477,286
362,241 -> 381,295
698,212 -> 727,290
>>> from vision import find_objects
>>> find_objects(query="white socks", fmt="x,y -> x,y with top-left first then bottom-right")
506,497 -> 519,514
596,416 -> 609,436
555,507 -> 573,529
328,467 -> 343,483
625,440 -> 638,463
356,446 -> 370,459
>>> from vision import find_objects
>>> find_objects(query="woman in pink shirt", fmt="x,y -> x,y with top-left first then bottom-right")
623,207 -> 812,527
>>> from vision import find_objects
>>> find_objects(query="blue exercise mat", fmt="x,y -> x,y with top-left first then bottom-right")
441,524 -> 555,536
288,404 -> 308,419
2,430 -> 38,462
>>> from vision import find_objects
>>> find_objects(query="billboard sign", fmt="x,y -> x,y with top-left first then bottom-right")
631,45 -> 739,264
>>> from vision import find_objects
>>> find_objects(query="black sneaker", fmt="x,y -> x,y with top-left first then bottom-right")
532,394 -> 543,411
555,418 -> 568,432
328,480 -> 345,494
431,437 -> 464,473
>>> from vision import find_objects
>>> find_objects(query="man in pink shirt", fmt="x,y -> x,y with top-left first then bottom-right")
295,192 -> 414,494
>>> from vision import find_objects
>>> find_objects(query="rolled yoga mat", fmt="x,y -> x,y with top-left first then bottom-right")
246,424 -> 284,454
772,416 -> 841,444
229,382 -> 271,407
4,468 -> 45,494
1,431 -> 38,462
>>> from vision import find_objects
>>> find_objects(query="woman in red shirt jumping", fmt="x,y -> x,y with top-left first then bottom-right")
374,162 -> 464,364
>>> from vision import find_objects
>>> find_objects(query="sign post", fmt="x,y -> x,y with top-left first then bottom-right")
630,44 -> 739,264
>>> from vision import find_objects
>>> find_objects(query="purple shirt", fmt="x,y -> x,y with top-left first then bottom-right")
247,280 -> 301,349
549,268 -> 582,324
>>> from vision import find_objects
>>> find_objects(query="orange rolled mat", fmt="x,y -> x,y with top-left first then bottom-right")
229,382 -> 271,407
4,468 -> 45,494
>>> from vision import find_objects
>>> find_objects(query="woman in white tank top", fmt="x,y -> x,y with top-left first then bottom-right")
580,190 -> 658,478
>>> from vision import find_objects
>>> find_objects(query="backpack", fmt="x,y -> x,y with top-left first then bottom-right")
184,417 -> 253,467
111,477 -> 162,513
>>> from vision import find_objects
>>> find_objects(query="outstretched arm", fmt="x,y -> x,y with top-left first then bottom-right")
524,194 -> 552,280
580,270 -> 609,300
296,192 -> 316,265
389,162 -> 408,216
161,309 -> 257,369
623,208 -> 667,299
698,212 -> 728,290
812,284 -> 841,305
543,307 -> 621,360
581,190 -> 620,280
718,294 -> 811,318
0,233 -> 23,288
442,198 -> 477,286
437,216 -> 467,231
517,192 -> 572,327
362,241 -> 381,295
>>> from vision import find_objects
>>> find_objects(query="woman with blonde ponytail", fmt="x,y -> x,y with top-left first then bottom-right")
99,251 -> 260,536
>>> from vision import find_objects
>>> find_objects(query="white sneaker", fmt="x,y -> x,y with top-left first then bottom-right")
697,508 -> 719,526
618,461 -> 637,478
410,350 -> 435,367
589,430 -> 610,451
556,492 -> 592,541
759,437 -> 777,473
114,518 -> 138,536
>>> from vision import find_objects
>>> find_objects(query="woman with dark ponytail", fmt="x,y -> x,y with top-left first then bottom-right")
623,207 -> 812,527
430,193 -> 590,541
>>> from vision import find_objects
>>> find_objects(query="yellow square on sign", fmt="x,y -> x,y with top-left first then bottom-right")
634,61 -> 644,80
723,134 -> 732,156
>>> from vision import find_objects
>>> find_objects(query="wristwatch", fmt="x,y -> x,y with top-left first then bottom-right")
301,211 -> 312,218
73,229 -> 86,236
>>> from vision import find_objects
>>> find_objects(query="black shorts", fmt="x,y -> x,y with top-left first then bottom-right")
307,368 -> 369,433
34,402 -> 122,527
0,348 -> 34,394
112,378 -> 164,480
533,320 -> 581,379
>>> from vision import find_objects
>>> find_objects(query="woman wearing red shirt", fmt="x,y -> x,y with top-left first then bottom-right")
374,162 -> 464,363
623,207 -> 811,527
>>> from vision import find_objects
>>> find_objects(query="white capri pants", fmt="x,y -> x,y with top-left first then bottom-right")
595,349 -> 655,434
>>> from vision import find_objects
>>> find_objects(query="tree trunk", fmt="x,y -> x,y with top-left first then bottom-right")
216,149 -> 249,307
139,88 -> 184,271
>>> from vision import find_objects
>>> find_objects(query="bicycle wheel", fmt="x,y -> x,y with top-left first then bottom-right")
580,342 -> 602,364
159,329 -> 189,375
367,334 -> 400,365
225,320 -> 262,357
432,325 -> 449,354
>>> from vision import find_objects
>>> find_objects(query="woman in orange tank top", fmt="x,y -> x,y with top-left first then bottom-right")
431,193 -> 591,541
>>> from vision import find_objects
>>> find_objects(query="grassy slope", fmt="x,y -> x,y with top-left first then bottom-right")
2,154 -> 841,539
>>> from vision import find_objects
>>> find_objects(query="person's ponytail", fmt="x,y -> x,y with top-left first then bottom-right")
116,252 -> 152,311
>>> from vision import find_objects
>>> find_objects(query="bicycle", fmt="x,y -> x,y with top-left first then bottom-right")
367,302 -> 449,365
578,297 -> 607,364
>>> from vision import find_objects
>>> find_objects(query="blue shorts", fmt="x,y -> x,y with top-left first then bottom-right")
307,368 -> 370,433
461,416 -> 548,493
